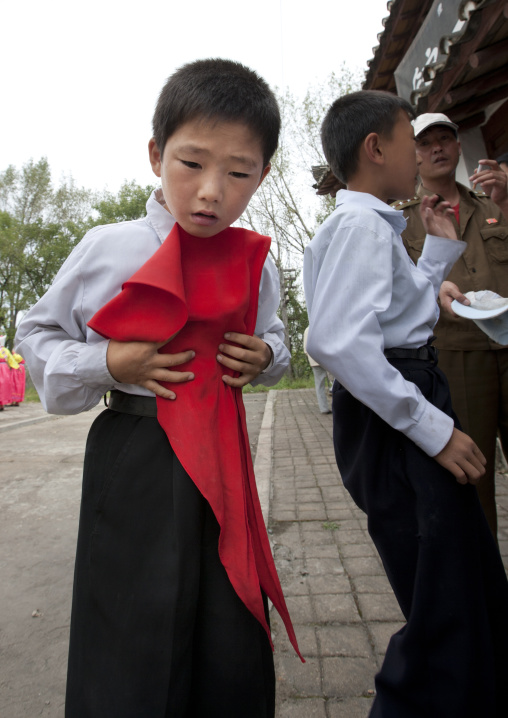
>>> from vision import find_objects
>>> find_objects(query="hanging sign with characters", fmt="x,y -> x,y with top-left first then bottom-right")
394,0 -> 466,104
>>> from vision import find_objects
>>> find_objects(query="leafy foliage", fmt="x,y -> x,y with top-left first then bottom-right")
240,68 -> 361,375
0,159 -> 154,348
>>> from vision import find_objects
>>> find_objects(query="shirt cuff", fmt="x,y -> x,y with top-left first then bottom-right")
76,339 -> 115,389
422,234 -> 465,264
405,399 -> 455,456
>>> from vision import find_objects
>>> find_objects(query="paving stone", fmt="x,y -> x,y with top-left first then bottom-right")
274,655 -> 321,699
276,698 -> 327,718
339,543 -> 376,558
278,575 -> 309,596
326,697 -> 375,717
337,530 -> 369,545
304,544 -> 341,559
368,621 -> 405,656
272,621 -> 319,657
307,574 -> 351,595
322,656 -> 377,697
272,510 -> 298,521
341,556 -> 384,577
356,593 -> 405,622
352,575 -> 393,594
316,624 -> 372,658
313,593 -> 361,623
305,557 -> 345,576
284,595 -> 314,624
267,390 -> 508,711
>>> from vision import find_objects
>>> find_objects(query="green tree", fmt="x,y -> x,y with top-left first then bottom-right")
90,180 -> 156,227
0,159 -> 95,348
240,68 -> 361,375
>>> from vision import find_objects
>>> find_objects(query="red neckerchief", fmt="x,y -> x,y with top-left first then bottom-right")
89,223 -> 303,661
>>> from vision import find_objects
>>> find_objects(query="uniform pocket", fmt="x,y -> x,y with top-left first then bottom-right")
481,225 -> 508,263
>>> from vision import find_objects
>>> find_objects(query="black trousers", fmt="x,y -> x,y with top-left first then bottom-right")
332,359 -> 508,718
65,409 -> 275,718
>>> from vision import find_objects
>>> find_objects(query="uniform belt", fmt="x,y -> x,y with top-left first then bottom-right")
384,344 -> 437,361
108,389 -> 157,417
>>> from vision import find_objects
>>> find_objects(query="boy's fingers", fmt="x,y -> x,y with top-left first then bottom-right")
154,369 -> 195,383
143,379 -> 176,400
154,349 -> 195,367
223,331 -> 256,348
217,352 -> 249,373
222,373 -> 251,388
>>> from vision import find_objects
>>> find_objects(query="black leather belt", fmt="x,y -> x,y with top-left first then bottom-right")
108,389 -> 157,417
384,344 -> 437,362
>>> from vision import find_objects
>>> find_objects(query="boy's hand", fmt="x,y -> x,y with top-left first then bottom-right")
434,428 -> 486,485
217,332 -> 272,388
107,340 -> 195,400
439,280 -> 470,316
420,194 -> 457,240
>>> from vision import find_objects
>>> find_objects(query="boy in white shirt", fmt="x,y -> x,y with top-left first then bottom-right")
15,59 -> 301,718
304,90 -> 508,718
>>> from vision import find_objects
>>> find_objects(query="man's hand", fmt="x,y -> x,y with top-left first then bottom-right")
439,280 -> 470,316
420,194 -> 457,239
470,160 -> 508,207
434,428 -> 486,484
217,332 -> 272,388
106,340 -> 195,399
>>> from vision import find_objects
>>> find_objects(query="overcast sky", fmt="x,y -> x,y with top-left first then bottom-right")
2,0 -> 390,193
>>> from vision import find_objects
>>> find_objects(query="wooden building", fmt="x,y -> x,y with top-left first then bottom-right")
364,0 -> 508,183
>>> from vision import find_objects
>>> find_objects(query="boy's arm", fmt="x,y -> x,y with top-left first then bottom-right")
218,255 -> 290,387
15,226 -> 194,413
14,253 -> 114,414
304,221 -> 457,459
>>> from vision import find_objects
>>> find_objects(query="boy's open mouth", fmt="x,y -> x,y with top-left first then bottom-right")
192,211 -> 218,226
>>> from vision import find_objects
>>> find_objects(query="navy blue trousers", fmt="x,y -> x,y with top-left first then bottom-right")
65,409 -> 275,718
332,358 -> 508,718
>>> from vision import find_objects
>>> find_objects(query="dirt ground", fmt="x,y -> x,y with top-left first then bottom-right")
0,395 -> 267,718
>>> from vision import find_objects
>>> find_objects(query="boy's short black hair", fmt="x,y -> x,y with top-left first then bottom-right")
321,90 -> 415,184
152,58 -> 280,168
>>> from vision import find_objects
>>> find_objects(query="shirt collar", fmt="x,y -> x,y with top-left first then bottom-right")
145,188 -> 176,243
335,189 -> 407,234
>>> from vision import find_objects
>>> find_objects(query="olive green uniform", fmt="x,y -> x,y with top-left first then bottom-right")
395,183 -> 508,537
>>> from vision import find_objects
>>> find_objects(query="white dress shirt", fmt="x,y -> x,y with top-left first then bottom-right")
303,190 -> 465,457
15,190 -> 290,414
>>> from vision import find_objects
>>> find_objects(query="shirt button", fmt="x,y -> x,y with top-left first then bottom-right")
471,267 -> 476,273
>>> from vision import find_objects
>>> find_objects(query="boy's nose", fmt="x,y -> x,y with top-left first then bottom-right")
198,173 -> 223,202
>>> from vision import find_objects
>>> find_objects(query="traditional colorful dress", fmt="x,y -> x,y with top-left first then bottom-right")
0,346 -> 17,406
11,352 -> 25,404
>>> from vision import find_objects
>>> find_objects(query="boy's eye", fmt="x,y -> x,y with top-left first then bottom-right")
181,160 -> 200,169
230,171 -> 249,179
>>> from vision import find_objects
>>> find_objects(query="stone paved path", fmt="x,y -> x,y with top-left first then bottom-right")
268,389 -> 508,718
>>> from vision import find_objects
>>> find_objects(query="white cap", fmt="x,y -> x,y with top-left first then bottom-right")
412,113 -> 458,138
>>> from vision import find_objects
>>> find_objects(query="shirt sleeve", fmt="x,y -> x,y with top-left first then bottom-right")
251,254 -> 290,387
14,235 -> 117,415
417,234 -> 465,296
304,222 -> 454,457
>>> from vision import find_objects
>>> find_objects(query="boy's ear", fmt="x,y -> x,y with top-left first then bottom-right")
363,133 -> 385,166
148,138 -> 162,177
257,164 -> 271,188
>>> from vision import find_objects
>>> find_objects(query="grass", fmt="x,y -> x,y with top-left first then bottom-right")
243,375 -> 314,393
24,386 -> 41,402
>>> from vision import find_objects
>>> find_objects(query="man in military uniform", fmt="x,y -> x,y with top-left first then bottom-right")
395,112 -> 508,539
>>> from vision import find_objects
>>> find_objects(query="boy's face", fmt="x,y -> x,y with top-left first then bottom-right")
149,118 -> 270,238
415,126 -> 461,184
382,110 -> 418,201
